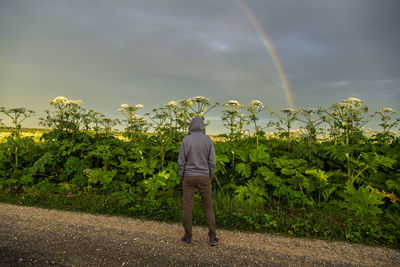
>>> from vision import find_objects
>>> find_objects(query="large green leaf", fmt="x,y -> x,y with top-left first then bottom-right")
235,163 -> 251,179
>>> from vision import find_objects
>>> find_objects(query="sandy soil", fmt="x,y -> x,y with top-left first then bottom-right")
0,203 -> 399,266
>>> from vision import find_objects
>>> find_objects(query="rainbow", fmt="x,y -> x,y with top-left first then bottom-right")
236,0 -> 295,109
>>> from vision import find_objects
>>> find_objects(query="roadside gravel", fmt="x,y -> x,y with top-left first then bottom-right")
0,203 -> 399,266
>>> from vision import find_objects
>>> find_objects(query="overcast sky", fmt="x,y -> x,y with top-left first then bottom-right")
1,0 -> 399,133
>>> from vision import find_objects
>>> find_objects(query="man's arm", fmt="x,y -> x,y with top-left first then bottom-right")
178,141 -> 186,180
208,141 -> 216,179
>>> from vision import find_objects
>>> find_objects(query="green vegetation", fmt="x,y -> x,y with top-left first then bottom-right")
0,96 -> 399,248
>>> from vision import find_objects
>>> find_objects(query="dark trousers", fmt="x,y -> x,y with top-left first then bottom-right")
182,176 -> 216,239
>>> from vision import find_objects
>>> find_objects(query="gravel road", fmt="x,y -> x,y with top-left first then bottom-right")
0,203 -> 398,267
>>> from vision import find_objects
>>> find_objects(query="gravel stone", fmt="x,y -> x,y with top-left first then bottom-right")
0,203 -> 399,266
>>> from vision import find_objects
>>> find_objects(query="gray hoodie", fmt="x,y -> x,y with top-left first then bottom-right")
178,116 -> 216,180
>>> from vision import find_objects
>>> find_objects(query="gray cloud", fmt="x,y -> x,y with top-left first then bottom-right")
0,0 -> 399,133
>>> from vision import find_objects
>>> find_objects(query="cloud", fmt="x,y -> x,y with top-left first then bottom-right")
0,0 -> 399,131
325,81 -> 350,88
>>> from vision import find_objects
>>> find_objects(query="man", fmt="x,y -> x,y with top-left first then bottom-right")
178,116 -> 218,246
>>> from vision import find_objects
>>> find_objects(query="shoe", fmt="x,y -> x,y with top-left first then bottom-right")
181,237 -> 191,244
209,237 -> 219,246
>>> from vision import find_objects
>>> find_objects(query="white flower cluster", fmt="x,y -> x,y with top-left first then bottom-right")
190,96 -> 209,103
281,108 -> 297,113
120,104 -> 143,108
378,107 -> 397,114
333,102 -> 352,109
228,100 -> 240,106
301,107 -> 318,113
223,100 -> 243,110
178,99 -> 193,106
49,96 -> 82,106
248,99 -> 264,110
165,101 -> 178,108
343,97 -> 363,104
118,104 -> 143,112
68,100 -> 82,105
50,96 -> 67,104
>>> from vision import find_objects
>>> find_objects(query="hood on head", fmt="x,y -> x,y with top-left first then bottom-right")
189,116 -> 205,134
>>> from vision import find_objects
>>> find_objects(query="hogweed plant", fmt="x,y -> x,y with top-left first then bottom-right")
81,111 -> 92,132
177,99 -> 195,133
322,98 -> 375,179
118,104 -> 148,142
297,107 -> 323,160
247,99 -> 268,147
189,96 -> 219,118
323,97 -> 374,146
0,107 -> 35,138
270,107 -> 298,153
39,96 -> 84,140
0,107 -> 35,171
88,110 -> 105,134
222,100 -> 248,143
82,110 -> 120,140
376,107 -> 399,142
145,107 -> 172,168
164,101 -> 179,136
100,117 -> 120,133
221,100 -> 248,179
145,107 -> 168,134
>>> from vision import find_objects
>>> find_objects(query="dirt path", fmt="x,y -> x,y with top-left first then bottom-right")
0,203 -> 398,267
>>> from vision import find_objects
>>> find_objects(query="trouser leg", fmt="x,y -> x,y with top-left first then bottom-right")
182,177 -> 195,239
197,177 -> 216,238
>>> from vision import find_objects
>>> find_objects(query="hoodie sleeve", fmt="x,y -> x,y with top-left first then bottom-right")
178,141 -> 186,180
208,140 -> 216,179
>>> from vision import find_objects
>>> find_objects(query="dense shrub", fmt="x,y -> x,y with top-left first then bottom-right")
0,96 -> 399,248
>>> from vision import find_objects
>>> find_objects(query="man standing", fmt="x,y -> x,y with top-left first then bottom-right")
178,116 -> 218,246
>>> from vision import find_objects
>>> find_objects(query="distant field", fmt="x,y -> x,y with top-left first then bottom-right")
0,128 -> 133,142
0,127 -> 389,143
0,128 -> 260,143
0,128 -> 48,142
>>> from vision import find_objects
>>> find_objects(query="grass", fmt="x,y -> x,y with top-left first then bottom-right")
0,184 -> 399,249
